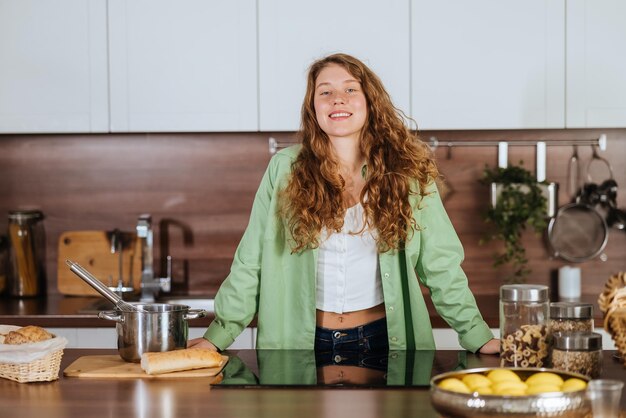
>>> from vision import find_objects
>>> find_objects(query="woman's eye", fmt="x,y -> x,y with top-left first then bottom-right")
346,88 -> 357,93
319,91 -> 331,96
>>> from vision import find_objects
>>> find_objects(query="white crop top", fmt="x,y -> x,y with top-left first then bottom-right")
316,202 -> 383,314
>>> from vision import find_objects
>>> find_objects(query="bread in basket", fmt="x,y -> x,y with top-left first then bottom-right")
0,325 -> 68,383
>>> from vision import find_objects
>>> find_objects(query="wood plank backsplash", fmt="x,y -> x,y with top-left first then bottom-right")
0,129 -> 624,297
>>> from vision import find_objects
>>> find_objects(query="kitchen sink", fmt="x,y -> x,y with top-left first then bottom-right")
77,298 -> 116,314
77,297 -> 215,314
159,297 -> 215,313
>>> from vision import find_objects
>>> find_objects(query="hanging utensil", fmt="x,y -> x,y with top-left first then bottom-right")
547,202 -> 608,263
547,184 -> 609,263
66,259 -> 146,312
586,145 -> 614,184
567,145 -> 580,199
602,178 -> 626,231
536,141 -> 559,218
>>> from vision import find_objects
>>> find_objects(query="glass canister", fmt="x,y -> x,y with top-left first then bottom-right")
500,284 -> 550,367
549,302 -> 594,333
0,235 -> 7,294
7,210 -> 47,297
551,331 -> 603,378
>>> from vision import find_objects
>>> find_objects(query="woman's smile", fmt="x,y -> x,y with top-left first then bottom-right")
314,64 -> 367,142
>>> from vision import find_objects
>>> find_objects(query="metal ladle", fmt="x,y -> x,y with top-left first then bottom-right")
66,259 -> 146,313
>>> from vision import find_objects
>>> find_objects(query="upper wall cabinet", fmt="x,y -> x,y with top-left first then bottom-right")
258,0 -> 410,132
411,0 -> 565,130
566,0 -> 626,128
0,0 -> 108,133
107,0 -> 257,132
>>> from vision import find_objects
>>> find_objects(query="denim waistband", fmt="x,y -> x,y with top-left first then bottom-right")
314,317 -> 388,354
315,317 -> 388,343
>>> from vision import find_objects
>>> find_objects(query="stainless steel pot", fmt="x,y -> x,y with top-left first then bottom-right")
98,302 -> 206,363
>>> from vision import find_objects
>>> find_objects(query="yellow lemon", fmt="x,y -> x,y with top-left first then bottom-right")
438,378 -> 471,393
462,374 -> 492,390
492,380 -> 528,395
487,369 -> 521,384
493,388 -> 526,396
562,378 -> 587,392
474,386 -> 494,395
525,372 -> 564,387
526,384 -> 562,395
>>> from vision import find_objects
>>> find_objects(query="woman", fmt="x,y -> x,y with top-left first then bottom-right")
189,53 -> 499,354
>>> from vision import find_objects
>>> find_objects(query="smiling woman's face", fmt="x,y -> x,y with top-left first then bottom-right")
313,63 -> 368,144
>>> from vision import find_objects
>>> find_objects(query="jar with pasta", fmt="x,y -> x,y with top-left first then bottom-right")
7,210 -> 46,297
499,284 -> 549,368
549,302 -> 594,333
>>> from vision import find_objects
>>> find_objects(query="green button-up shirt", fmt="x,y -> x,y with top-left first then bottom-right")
204,146 -> 494,352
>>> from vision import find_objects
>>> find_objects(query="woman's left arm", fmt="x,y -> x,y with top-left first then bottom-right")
478,338 -> 500,354
413,181 -> 495,353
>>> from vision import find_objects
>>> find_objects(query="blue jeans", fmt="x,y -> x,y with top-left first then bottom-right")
314,317 -> 389,352
314,317 -> 389,371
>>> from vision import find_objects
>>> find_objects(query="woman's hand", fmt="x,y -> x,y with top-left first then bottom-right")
187,337 -> 219,351
478,338 -> 500,354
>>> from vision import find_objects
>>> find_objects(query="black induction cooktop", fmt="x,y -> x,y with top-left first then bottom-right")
215,350 -> 485,388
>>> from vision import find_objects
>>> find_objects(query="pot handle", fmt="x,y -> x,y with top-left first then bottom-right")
184,309 -> 207,320
98,310 -> 124,323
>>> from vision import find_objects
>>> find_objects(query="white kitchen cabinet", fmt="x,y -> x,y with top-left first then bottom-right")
258,0 -> 410,132
566,0 -> 626,128
411,0 -> 565,130
0,0 -> 108,133
107,0 -> 257,132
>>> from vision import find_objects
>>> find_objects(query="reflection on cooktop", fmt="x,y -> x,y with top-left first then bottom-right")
215,350 -> 473,388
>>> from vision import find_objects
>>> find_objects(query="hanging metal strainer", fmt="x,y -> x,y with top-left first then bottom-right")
547,202 -> 608,263
548,145 -> 613,263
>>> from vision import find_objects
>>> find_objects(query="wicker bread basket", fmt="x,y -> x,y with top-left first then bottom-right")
598,272 -> 626,364
0,325 -> 68,383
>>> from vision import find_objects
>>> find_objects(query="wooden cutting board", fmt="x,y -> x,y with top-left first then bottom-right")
57,230 -> 142,296
63,354 -> 228,379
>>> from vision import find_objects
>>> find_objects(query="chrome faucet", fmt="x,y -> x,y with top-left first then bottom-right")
108,229 -> 134,295
136,214 -> 171,302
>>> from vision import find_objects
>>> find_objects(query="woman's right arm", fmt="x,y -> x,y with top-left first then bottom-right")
199,153 -> 284,351
187,337 -> 219,351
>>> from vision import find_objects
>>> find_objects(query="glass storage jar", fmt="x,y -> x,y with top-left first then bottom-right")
549,302 -> 594,333
500,284 -> 550,367
551,331 -> 602,378
7,210 -> 46,297
0,235 -> 7,294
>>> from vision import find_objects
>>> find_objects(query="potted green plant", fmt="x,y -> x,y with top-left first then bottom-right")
480,162 -> 548,283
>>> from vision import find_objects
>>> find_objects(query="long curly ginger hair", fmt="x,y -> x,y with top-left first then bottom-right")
279,53 -> 438,253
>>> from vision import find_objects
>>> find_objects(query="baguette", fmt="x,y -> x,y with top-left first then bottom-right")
140,348 -> 223,375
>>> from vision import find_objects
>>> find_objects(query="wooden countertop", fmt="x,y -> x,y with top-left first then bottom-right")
1,349 -> 624,418
0,293 -> 606,329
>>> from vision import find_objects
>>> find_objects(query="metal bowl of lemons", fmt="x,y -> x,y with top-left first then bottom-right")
430,368 -> 590,417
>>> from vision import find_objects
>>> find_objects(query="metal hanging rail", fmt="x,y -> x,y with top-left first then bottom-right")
428,134 -> 607,151
269,134 -> 607,154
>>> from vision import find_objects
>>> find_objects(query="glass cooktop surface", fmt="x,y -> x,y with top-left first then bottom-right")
214,349 -> 496,388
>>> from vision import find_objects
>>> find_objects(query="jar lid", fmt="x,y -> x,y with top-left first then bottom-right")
8,210 -> 44,222
553,331 -> 602,350
550,302 -> 593,319
500,284 -> 549,302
